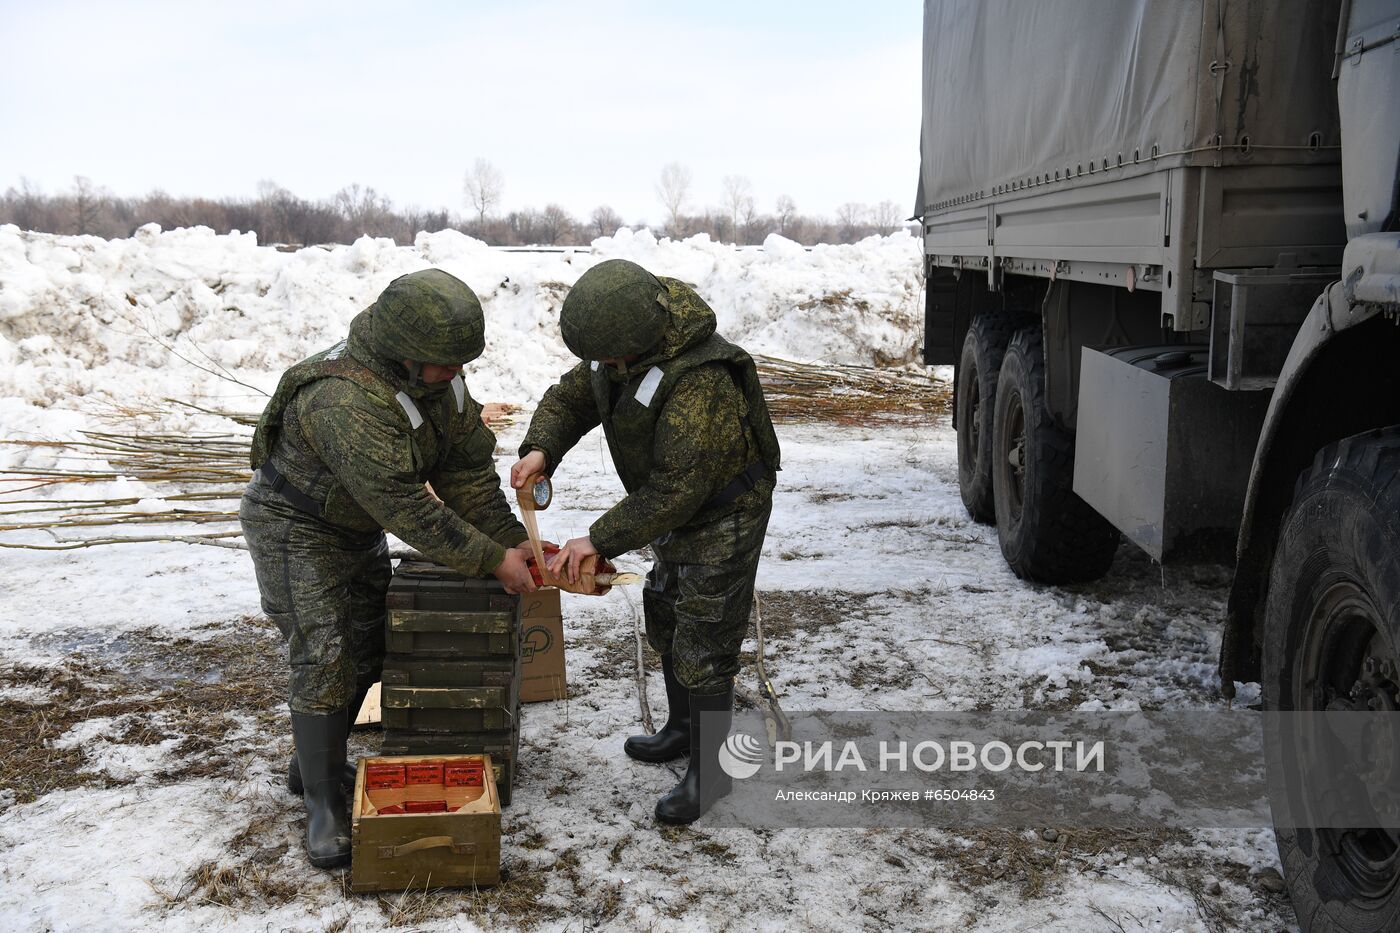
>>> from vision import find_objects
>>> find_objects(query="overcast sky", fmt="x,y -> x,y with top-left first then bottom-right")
0,0 -> 921,225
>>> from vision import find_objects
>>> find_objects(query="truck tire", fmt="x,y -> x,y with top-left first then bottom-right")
991,327 -> 1118,583
957,311 -> 1017,523
1263,427 -> 1400,933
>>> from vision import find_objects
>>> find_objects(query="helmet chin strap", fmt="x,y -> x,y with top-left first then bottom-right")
405,361 -> 424,387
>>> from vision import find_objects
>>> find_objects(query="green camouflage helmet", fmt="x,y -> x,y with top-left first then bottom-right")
559,259 -> 669,360
368,268 -> 485,365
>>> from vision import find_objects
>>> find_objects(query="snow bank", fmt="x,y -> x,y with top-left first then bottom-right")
0,224 -> 923,421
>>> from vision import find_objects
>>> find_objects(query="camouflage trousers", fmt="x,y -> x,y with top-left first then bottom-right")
239,476 -> 390,715
643,495 -> 772,695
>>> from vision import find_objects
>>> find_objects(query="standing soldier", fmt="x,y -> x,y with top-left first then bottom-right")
240,268 -> 535,868
512,259 -> 780,824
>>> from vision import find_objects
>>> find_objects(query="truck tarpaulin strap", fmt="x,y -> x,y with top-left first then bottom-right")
258,462 -> 324,518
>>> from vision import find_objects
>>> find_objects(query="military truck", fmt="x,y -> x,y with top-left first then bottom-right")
915,1 -> 1400,929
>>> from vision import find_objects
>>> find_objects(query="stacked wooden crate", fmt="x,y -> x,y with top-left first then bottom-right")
380,561 -> 522,805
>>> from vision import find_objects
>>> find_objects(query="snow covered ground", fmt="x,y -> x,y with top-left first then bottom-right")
0,229 -> 1293,931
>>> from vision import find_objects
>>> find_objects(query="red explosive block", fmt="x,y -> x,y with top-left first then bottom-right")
405,799 -> 447,814
365,763 -> 406,789
406,763 -> 444,785
376,804 -> 406,815
526,545 -> 562,587
445,760 -> 485,787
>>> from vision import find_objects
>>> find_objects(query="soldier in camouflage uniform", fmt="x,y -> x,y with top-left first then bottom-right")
512,258 -> 780,824
239,268 -> 534,868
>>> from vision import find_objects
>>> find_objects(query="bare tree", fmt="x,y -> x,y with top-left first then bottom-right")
656,162 -> 692,235
334,183 -> 393,234
719,175 -> 755,244
505,208 -> 542,244
71,176 -> 108,236
872,200 -> 902,236
774,194 -> 797,236
590,204 -> 623,238
538,203 -> 576,245
3,178 -> 50,231
835,202 -> 869,243
463,159 -> 504,223
0,177 -> 912,247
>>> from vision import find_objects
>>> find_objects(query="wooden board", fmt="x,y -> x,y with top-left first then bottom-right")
353,682 -> 381,728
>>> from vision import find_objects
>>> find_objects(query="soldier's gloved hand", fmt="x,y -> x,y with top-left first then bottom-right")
493,547 -> 538,595
511,450 -> 547,489
547,535 -> 599,585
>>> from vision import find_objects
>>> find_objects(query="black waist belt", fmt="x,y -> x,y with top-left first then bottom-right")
707,460 -> 769,510
258,462 -> 324,518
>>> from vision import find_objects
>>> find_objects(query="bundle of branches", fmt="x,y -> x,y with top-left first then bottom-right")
0,401 -> 519,551
755,355 -> 950,425
1,353 -> 947,552
0,426 -> 248,549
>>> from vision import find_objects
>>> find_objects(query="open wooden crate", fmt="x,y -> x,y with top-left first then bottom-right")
350,753 -> 501,892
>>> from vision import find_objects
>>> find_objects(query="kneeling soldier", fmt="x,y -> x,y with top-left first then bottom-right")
512,259 -> 780,824
240,268 -> 534,867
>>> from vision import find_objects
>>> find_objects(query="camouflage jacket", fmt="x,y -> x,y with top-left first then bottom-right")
249,309 -> 526,575
521,278 -> 781,562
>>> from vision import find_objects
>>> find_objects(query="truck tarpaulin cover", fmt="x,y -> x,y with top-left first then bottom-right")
915,0 -> 1341,217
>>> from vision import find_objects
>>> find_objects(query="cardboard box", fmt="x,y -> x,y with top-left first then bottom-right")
351,753 -> 501,892
518,589 -> 566,702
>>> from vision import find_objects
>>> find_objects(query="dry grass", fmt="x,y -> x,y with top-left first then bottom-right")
0,618 -> 286,804
164,859 -> 303,910
749,589 -> 879,641
897,826 -> 1194,899
369,858 -> 570,929
0,660 -> 122,800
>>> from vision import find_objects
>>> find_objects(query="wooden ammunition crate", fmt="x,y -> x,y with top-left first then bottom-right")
382,562 -> 523,805
382,727 -> 519,806
381,659 -> 519,734
380,685 -> 515,733
350,753 -> 501,892
385,609 -> 517,658
387,561 -> 519,612
381,657 -> 516,689
385,561 -> 521,659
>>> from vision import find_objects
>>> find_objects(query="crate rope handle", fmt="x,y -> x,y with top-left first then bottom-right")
377,836 -> 477,859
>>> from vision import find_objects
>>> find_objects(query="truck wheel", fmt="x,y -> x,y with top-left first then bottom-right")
991,327 -> 1118,583
1263,427 -> 1400,933
957,312 -> 1017,523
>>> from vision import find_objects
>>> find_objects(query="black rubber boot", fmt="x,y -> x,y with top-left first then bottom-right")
291,710 -> 352,868
624,655 -> 691,763
287,684 -> 371,795
655,687 -> 734,825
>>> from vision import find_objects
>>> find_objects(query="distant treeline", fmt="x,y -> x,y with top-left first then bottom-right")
0,176 -> 913,247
